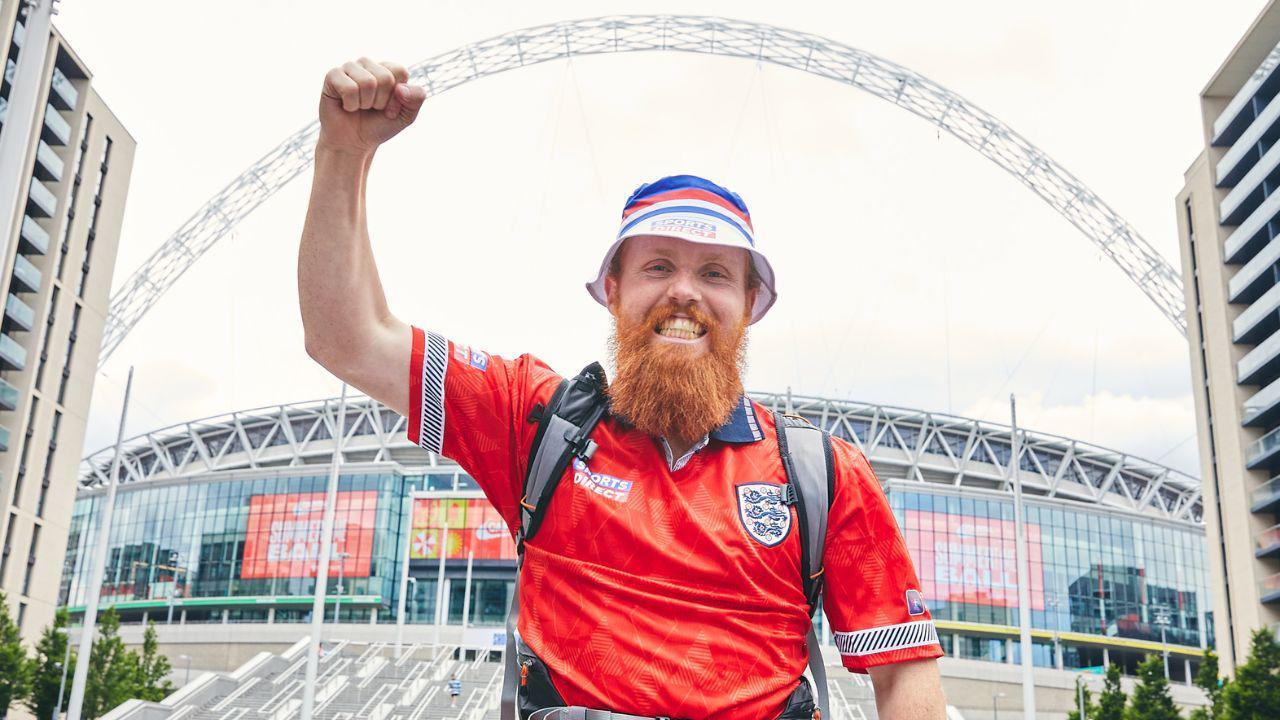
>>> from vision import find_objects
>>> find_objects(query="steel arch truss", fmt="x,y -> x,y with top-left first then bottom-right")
98,15 -> 1185,366
80,391 -> 1202,526
756,392 -> 1202,524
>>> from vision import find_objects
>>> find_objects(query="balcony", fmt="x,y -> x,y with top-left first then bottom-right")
33,139 -> 61,182
11,22 -> 22,50
0,334 -> 26,372
4,58 -> 13,86
1220,142 -> 1280,227
0,425 -> 10,453
1247,425 -> 1280,469
49,67 -> 77,111
1244,377 -> 1280,427
1217,90 -> 1280,189
11,255 -> 41,294
0,95 -> 6,124
19,216 -> 48,256
1259,525 -> 1280,558
0,378 -> 16,412
1228,235 -> 1280,303
4,295 -> 34,332
1255,475 -> 1280,513
25,177 -> 55,218
1263,572 -> 1280,604
1234,280 -> 1280,344
40,104 -> 68,146
1214,47 -> 1280,146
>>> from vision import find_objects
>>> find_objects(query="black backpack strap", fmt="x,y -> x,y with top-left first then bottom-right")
519,362 -> 609,544
504,363 -> 609,720
774,410 -> 835,720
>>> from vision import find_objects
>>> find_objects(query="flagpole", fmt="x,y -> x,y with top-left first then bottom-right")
66,367 -> 134,720
432,514 -> 450,646
1010,394 -> 1036,720
300,383 -> 348,720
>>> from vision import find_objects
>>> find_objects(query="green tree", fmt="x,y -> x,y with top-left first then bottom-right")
1097,663 -> 1128,720
0,591 -> 30,719
1069,676 -> 1099,720
1189,649 -> 1227,720
1222,627 -> 1280,720
134,621 -> 173,702
24,609 -> 75,720
82,608 -> 139,720
1123,654 -> 1181,720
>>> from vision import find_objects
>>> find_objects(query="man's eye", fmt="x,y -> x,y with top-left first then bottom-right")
647,264 -> 671,273
705,270 -> 728,279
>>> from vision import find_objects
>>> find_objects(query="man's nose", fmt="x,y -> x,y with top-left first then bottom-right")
665,269 -> 701,305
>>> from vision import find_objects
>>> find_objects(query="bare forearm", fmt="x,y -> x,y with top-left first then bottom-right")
869,659 -> 947,719
298,144 -> 395,368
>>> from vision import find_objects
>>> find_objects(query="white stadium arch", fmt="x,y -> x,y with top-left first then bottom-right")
98,15 -> 1187,367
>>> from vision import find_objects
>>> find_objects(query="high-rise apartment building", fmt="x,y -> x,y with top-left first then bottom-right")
1177,0 -> 1280,674
0,0 -> 133,641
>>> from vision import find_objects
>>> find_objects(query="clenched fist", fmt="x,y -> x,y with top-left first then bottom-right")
318,58 -> 426,154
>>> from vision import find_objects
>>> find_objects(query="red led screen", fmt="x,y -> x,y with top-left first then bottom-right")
240,491 -> 377,579
908,510 -> 1045,611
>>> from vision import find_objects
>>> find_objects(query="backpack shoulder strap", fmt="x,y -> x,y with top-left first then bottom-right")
504,363 -> 609,720
775,411 -> 835,720
519,362 -> 610,544
774,411 -> 835,609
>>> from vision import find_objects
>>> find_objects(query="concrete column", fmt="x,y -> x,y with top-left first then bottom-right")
267,607 -> 275,624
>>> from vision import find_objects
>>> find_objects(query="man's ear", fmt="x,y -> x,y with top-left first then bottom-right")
744,286 -> 758,321
604,274 -> 620,313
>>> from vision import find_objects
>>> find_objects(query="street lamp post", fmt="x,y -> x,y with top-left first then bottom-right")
53,626 -> 71,720
1154,608 -> 1172,681
992,691 -> 1006,720
333,551 -> 351,624
166,551 -> 185,625
178,654 -> 192,686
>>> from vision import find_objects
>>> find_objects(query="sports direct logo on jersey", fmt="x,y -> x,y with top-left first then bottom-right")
571,458 -> 633,502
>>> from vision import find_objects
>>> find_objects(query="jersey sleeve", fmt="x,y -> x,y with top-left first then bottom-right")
406,326 -> 562,531
822,438 -> 944,672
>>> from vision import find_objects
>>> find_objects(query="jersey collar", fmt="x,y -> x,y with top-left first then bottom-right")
710,396 -> 765,444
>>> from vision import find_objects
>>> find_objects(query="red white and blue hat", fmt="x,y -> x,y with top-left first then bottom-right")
585,174 -> 778,324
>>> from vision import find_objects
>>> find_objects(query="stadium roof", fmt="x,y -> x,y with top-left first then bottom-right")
78,392 -> 1202,525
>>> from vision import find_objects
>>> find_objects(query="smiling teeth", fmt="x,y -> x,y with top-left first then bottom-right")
656,317 -> 706,339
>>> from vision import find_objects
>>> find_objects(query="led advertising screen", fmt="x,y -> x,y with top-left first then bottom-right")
240,491 -> 377,579
410,497 -> 515,560
908,510 -> 1045,611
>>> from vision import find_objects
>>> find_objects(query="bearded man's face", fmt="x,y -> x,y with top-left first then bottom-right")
603,236 -> 756,444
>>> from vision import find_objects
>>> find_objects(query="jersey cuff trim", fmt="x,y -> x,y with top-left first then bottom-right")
833,620 -> 939,657
417,330 -> 448,453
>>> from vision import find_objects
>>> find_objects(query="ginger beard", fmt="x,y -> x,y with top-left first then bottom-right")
606,300 -> 749,443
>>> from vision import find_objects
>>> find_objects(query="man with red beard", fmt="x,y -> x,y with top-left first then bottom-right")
300,60 -> 946,720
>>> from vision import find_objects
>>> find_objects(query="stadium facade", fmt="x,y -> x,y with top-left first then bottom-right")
61,391 -> 1213,686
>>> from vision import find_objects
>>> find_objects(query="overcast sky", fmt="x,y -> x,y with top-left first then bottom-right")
53,0 -> 1268,476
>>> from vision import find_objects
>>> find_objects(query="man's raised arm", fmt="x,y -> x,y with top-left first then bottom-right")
298,59 -> 426,416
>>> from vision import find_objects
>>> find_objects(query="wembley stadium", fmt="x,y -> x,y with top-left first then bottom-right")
60,389 -> 1212,705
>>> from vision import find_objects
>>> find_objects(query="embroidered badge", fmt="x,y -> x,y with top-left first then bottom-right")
571,458 -> 633,502
736,483 -> 792,547
906,589 -> 927,616
468,348 -> 489,371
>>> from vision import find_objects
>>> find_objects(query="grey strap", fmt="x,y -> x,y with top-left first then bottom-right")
807,622 -> 830,720
501,557 -> 522,720
521,414 -> 578,536
781,420 -> 830,594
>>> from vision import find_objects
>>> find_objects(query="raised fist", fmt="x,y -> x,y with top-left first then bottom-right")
318,58 -> 426,154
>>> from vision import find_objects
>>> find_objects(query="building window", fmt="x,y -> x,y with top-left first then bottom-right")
35,286 -> 59,389
10,398 -> 39,508
21,524 -> 39,596
16,601 -> 25,630
56,115 -> 92,283
0,511 -> 15,582
76,137 -> 112,299
56,306 -> 79,405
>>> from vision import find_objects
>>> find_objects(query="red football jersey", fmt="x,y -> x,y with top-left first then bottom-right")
407,327 -> 942,719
